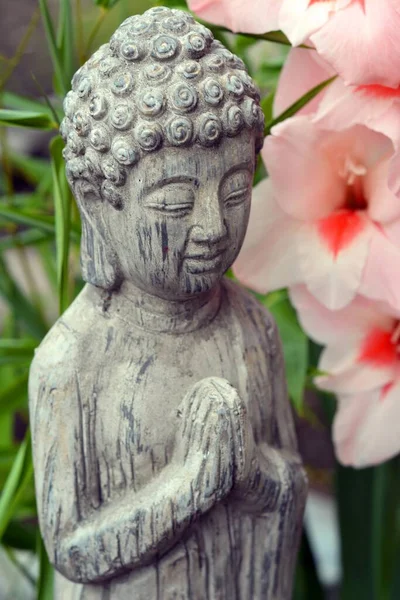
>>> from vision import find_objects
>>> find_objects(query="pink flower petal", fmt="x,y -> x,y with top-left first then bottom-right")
274,48 -> 333,117
311,0 -> 400,87
364,157 -> 400,224
279,0 -> 337,46
233,178 -> 302,292
187,0 -> 280,33
388,151 -> 400,199
317,346 -> 395,395
333,383 -> 400,467
360,227 -> 400,311
262,117 -> 344,221
289,285 -> 393,345
315,79 -> 398,132
298,214 -> 373,310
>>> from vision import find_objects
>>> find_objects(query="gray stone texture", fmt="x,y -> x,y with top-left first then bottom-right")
29,7 -> 307,599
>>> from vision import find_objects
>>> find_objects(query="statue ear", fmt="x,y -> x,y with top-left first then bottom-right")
75,183 -> 122,290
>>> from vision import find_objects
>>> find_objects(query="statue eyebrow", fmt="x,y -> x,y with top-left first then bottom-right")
222,162 -> 254,181
143,175 -> 200,195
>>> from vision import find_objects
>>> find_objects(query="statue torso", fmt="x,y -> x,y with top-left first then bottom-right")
66,279 -> 277,504
32,279 -> 301,600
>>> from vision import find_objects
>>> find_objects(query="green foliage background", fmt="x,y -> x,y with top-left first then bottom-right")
0,1 -> 399,598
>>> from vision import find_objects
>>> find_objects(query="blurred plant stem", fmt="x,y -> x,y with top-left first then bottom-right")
75,0 -> 83,63
4,545 -> 36,587
84,7 -> 107,61
0,7 -> 40,93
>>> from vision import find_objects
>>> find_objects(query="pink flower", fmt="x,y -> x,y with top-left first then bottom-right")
233,117 -> 400,311
276,48 -> 400,149
234,47 -> 400,311
188,1 -> 400,88
290,285 -> 400,466
187,0 -> 280,34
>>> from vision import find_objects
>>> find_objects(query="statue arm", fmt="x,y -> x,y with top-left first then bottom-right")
30,369 -> 241,584
55,457 -> 223,583
232,318 -> 307,514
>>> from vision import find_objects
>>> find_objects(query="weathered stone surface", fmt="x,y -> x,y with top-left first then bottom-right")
29,7 -> 307,599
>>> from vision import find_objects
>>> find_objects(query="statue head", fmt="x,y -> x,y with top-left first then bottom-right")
61,6 -> 264,299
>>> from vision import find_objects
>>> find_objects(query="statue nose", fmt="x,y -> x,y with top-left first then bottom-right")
191,199 -> 228,244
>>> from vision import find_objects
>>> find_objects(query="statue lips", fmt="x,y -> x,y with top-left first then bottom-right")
184,249 -> 226,274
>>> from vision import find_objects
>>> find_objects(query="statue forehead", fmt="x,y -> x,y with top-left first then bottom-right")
130,133 -> 255,188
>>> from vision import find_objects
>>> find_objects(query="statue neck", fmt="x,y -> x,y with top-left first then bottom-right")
109,280 -> 223,334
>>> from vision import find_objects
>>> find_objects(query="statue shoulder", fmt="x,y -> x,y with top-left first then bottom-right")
29,284 -> 102,414
222,278 -> 279,352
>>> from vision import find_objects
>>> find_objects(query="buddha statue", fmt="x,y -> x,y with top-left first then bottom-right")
29,7 -> 307,599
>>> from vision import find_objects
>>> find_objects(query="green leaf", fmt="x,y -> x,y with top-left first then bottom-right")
264,76 -> 337,136
51,136 -> 72,314
0,256 -> 48,339
335,461 -> 400,600
0,230 -> 52,253
0,109 -> 56,130
337,464 -> 376,600
253,155 -> 267,187
203,24 -> 296,47
38,0 -> 68,96
386,459 -> 400,599
293,530 -> 325,600
3,520 -> 37,552
0,204 -> 80,241
37,534 -> 54,600
8,153 -> 52,187
0,205 -> 58,235
0,339 -> 36,369
57,0 -> 75,87
0,373 -> 29,414
248,30 -> 292,46
263,290 -> 308,413
94,0 -> 120,7
0,431 -> 33,541
2,91 -> 56,115
261,90 -> 275,125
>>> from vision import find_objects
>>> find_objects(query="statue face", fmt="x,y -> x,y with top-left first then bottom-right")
106,131 -> 255,299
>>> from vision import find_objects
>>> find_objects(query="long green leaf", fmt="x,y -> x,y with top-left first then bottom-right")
386,458 -> 400,599
0,206 -> 58,235
38,0 -> 68,95
57,0 -> 75,87
8,153 -> 52,187
0,431 -> 33,540
0,339 -> 36,352
261,90 -> 275,125
2,91 -> 55,115
293,530 -> 325,600
0,230 -> 52,253
264,76 -> 337,136
3,520 -> 37,552
37,534 -> 54,600
0,256 -> 48,339
0,109 -> 56,130
200,22 -> 301,47
94,0 -> 120,8
263,291 -> 308,413
337,464 -> 376,600
0,205 -> 80,240
242,30 -> 293,46
0,373 -> 29,413
51,136 -> 72,313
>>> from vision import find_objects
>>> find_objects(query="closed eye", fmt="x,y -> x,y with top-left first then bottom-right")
143,184 -> 195,216
145,202 -> 194,216
224,188 -> 249,207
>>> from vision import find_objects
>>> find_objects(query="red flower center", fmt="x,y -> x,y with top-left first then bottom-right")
358,324 -> 400,368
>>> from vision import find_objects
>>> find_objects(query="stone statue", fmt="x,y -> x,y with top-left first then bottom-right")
29,7 -> 307,599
